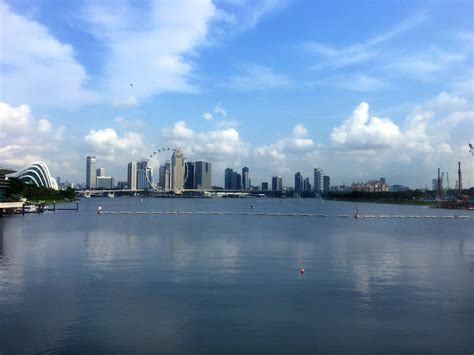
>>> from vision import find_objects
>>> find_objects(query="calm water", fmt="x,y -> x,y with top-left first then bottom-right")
1,198 -> 473,354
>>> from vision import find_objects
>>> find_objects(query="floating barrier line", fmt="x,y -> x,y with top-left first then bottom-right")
99,210 -> 472,219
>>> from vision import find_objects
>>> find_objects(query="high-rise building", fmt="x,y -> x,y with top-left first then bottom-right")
303,177 -> 311,191
96,176 -> 114,189
184,162 -> 195,189
231,172 -> 238,189
237,173 -> 242,190
96,168 -> 105,177
171,147 -> 185,190
323,175 -> 330,194
294,172 -> 303,191
432,178 -> 439,191
272,176 -> 282,191
261,182 -> 269,190
136,160 -> 149,189
159,162 -> 170,190
242,167 -> 249,190
86,156 -> 96,189
313,168 -> 323,193
195,161 -> 212,189
225,168 -> 233,189
127,161 -> 137,190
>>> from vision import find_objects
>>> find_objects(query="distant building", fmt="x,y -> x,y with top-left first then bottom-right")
323,175 -> 330,194
159,162 -> 170,190
432,178 -> 439,191
237,173 -> 242,190
137,160 -> 150,189
225,168 -> 233,189
184,162 -> 195,189
272,176 -> 282,191
127,161 -> 137,191
231,172 -> 238,189
96,176 -> 114,189
390,184 -> 409,192
242,167 -> 249,190
96,168 -> 105,177
313,168 -> 323,193
171,147 -> 185,190
86,156 -> 96,189
117,181 -> 128,189
261,182 -> 269,190
294,172 -> 303,192
303,177 -> 311,191
351,179 -> 389,192
195,161 -> 212,189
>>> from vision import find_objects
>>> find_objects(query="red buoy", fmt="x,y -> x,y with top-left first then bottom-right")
300,268 -> 305,274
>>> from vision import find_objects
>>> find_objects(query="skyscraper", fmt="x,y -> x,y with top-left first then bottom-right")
225,168 -> 233,189
184,162 -> 195,189
303,177 -> 311,191
195,161 -> 212,189
242,167 -> 249,190
313,168 -> 323,193
86,156 -> 96,189
136,160 -> 149,189
159,162 -> 170,190
127,161 -> 137,191
96,167 -> 105,177
323,175 -> 330,194
261,182 -> 269,190
171,147 -> 185,190
294,172 -> 303,191
231,172 -> 238,189
272,176 -> 282,191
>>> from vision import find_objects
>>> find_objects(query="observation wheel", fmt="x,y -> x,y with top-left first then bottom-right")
145,147 -> 189,191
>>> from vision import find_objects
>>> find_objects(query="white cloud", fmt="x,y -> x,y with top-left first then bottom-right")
84,128 -> 145,161
0,2 -> 97,108
226,64 -> 293,91
0,102 -> 64,168
213,104 -> 227,116
114,116 -> 145,129
331,102 -> 402,149
112,96 -> 139,107
203,112 -> 213,121
83,0 -> 216,103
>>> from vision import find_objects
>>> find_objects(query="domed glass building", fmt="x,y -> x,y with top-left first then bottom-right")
13,161 -> 59,190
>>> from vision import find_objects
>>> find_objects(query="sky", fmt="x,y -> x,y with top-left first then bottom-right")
0,0 -> 473,188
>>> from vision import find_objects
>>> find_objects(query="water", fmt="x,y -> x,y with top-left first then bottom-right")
1,198 -> 473,354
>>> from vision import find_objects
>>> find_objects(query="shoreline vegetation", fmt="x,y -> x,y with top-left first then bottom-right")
5,178 -> 76,205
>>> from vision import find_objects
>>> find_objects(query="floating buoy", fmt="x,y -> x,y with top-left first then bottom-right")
300,268 -> 305,274
97,206 -> 103,215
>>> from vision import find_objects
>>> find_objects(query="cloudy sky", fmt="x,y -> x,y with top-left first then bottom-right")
0,0 -> 473,188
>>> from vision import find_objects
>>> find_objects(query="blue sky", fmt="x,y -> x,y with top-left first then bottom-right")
0,0 -> 473,188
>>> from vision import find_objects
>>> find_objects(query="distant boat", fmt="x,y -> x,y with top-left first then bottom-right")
24,205 -> 38,213
354,207 -> 360,219
107,192 -> 115,198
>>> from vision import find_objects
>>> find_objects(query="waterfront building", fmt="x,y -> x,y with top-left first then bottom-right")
159,162 -> 171,190
171,147 -> 185,190
323,175 -> 330,194
86,156 -> 96,189
261,182 -> 269,190
96,176 -> 114,189
117,181 -> 128,189
14,161 -> 59,190
136,160 -> 149,189
303,177 -> 311,191
272,176 -> 282,191
184,162 -> 195,189
225,168 -> 233,189
127,161 -> 137,191
237,173 -> 242,190
432,178 -> 439,191
313,168 -> 323,193
242,167 -> 249,190
96,168 -> 105,177
294,172 -> 303,192
195,161 -> 212,189
231,172 -> 238,189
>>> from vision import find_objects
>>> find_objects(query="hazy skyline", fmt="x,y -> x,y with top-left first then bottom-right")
0,0 -> 473,187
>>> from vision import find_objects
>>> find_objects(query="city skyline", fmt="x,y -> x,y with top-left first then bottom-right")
0,0 -> 472,188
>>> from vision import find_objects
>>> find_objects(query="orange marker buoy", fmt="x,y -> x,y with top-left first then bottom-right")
300,268 -> 305,274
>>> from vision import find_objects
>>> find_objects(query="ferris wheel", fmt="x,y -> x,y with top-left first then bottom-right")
145,147 -> 189,191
